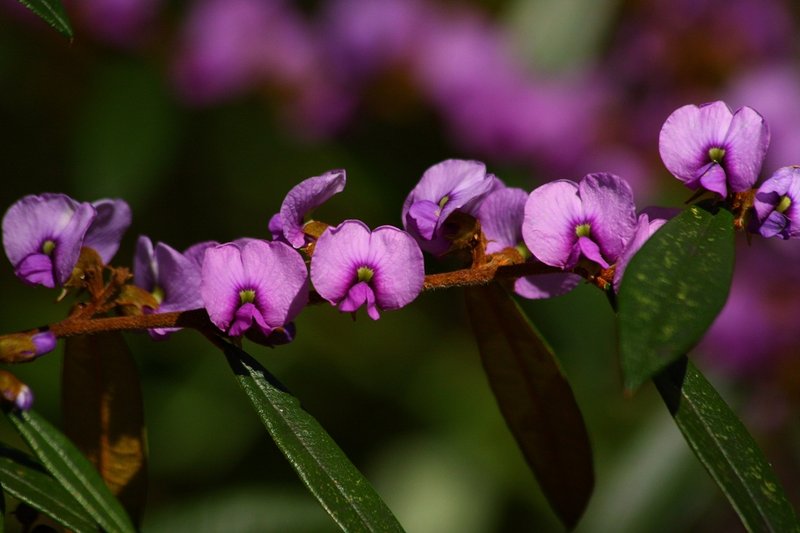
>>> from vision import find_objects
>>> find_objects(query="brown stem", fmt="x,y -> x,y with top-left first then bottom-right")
49,310 -> 209,338
28,259 -> 565,340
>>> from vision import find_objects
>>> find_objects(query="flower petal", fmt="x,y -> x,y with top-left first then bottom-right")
240,240 -> 309,327
476,186 -> 527,254
85,199 -> 132,263
697,163 -> 729,197
279,169 -> 346,248
523,180 -> 583,268
229,302 -> 271,337
514,272 -> 581,299
201,243 -> 247,332
368,225 -> 424,311
156,242 -> 204,312
16,254 -> 56,288
759,211 -> 787,239
722,106 -> 769,192
338,281 -> 379,319
579,173 -> 637,263
578,236 -> 608,268
659,101 -> 733,184
406,200 -> 441,241
133,235 -> 157,291
183,240 -> 218,268
311,220 -> 371,304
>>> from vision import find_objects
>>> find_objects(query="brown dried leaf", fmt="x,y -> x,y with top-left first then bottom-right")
62,333 -> 147,525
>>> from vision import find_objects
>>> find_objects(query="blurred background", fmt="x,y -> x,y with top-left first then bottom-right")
1,0 -> 799,531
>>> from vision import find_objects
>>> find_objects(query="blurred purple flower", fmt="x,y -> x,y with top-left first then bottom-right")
134,236 -> 217,339
201,239 -> 308,343
172,0 -> 317,105
754,166 -> 800,240
2,194 -> 130,288
523,173 -> 637,270
699,242 -> 800,375
69,0 -> 162,48
321,0 -> 427,81
659,101 -> 769,197
409,9 -> 605,174
269,169 -> 346,248
728,65 -> 800,173
311,220 -> 424,320
402,159 -> 497,255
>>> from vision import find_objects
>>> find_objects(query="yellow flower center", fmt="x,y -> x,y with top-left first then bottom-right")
357,266 -> 374,283
41,240 -> 56,256
239,289 -> 256,304
777,195 -> 792,214
708,147 -> 726,163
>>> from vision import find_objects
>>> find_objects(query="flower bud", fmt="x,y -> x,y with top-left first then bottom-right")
0,331 -> 57,363
0,370 -> 34,411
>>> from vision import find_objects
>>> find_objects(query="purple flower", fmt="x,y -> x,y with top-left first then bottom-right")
134,236 -> 217,339
201,239 -> 308,342
269,169 -> 346,248
402,159 -> 497,255
754,166 -> 800,240
2,194 -> 131,288
475,184 -> 581,299
311,220 -> 424,319
522,173 -> 637,270
659,101 -> 769,197
171,0 -> 318,105
72,0 -> 162,49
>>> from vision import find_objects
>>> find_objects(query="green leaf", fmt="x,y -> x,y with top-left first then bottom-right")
0,444 -> 97,532
223,343 -> 405,533
654,357 -> 800,532
617,205 -> 735,391
5,410 -> 136,533
63,333 -> 148,524
14,0 -> 73,39
465,283 -> 594,530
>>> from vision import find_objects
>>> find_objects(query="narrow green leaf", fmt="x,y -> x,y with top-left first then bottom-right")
618,205 -> 735,390
63,333 -> 148,524
654,357 -> 800,532
5,410 -> 136,533
14,0 -> 73,39
223,343 -> 405,533
0,444 -> 97,532
465,283 -> 594,530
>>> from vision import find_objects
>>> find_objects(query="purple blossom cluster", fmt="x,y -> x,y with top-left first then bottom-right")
2,99 -> 798,400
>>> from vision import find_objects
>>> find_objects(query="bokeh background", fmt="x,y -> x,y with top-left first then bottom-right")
1,0 -> 799,531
